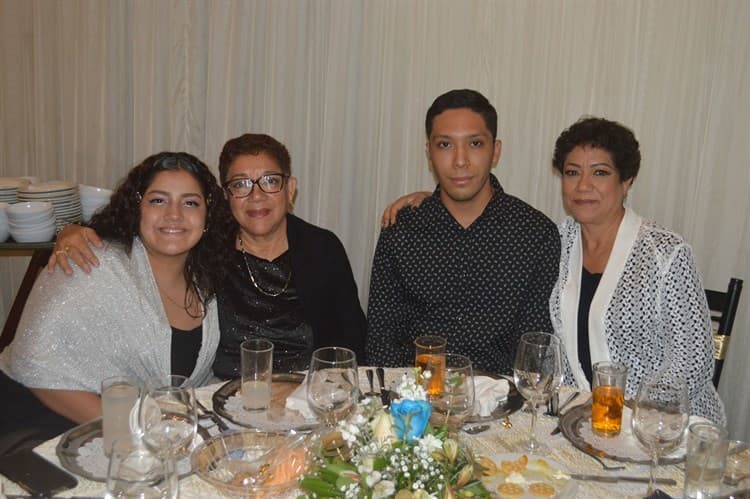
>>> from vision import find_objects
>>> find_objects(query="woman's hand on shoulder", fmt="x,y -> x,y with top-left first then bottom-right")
380,191 -> 430,228
47,225 -> 104,275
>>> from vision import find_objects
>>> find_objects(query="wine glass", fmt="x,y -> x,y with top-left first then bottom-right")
306,347 -> 359,426
105,437 -> 177,499
513,332 -> 562,454
430,353 -> 475,430
631,371 -> 689,496
138,375 -> 198,460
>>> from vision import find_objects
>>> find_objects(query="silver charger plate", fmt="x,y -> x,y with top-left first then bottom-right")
559,402 -> 686,465
212,372 -> 320,432
55,418 -> 208,482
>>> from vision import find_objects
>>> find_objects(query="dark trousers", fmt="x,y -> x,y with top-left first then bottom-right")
0,370 -> 76,455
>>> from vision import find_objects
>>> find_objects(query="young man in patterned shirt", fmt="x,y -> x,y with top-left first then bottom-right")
366,89 -> 560,374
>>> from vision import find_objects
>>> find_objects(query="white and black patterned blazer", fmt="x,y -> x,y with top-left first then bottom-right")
550,207 -> 725,424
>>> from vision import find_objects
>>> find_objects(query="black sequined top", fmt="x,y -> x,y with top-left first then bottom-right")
213,249 -> 313,379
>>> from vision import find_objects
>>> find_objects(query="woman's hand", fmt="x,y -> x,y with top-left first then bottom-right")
47,224 -> 104,275
380,191 -> 430,228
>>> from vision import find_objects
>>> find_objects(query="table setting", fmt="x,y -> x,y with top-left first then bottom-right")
2,335 -> 750,498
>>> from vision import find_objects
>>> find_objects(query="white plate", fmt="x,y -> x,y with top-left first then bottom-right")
18,180 -> 77,193
0,177 -> 30,189
560,402 -> 705,464
481,453 -> 577,498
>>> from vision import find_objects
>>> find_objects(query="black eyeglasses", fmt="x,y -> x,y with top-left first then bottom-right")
223,174 -> 289,197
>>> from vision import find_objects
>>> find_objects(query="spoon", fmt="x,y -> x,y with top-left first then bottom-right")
463,424 -> 490,435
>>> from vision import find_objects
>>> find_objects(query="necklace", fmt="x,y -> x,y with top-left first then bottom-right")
156,281 -> 202,318
238,237 -> 292,297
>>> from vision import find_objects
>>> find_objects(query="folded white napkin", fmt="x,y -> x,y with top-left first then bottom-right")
285,379 -> 316,419
472,376 -> 510,417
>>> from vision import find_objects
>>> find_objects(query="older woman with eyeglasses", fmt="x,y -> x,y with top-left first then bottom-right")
51,134 -> 367,378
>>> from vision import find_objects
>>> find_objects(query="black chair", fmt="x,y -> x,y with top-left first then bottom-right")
0,248 -> 52,352
705,277 -> 743,387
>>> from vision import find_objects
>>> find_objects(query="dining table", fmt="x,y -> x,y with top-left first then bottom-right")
0,368 -> 703,498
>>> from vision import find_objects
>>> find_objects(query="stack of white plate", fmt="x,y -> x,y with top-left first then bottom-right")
17,180 -> 82,232
6,201 -> 56,242
0,202 -> 9,242
0,177 -> 30,204
79,184 -> 113,223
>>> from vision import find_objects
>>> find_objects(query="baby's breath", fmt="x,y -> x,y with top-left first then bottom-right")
300,373 -> 489,498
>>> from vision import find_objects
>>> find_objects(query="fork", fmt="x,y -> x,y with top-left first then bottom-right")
588,453 -> 626,471
196,398 -> 230,432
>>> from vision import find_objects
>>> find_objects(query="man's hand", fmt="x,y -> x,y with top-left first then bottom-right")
380,191 -> 430,228
47,225 -> 103,274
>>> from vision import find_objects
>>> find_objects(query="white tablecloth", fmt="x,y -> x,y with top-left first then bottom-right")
1,369 -> 691,498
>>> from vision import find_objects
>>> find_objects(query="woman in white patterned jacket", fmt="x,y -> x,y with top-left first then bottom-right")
549,117 -> 724,424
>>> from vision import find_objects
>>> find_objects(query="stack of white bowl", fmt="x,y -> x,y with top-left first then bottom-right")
6,201 -> 56,242
79,184 -> 113,223
0,202 -> 9,242
17,180 -> 82,233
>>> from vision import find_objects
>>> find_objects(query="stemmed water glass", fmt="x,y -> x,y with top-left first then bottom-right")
306,347 -> 359,426
513,332 -> 562,454
136,374 -> 197,497
105,437 -> 177,499
430,353 -> 475,430
631,370 -> 689,496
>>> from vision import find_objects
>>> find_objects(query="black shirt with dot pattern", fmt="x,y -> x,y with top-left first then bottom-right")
366,175 -> 561,375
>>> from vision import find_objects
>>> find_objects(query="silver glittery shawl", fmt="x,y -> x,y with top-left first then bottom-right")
549,207 -> 725,424
0,237 -> 219,392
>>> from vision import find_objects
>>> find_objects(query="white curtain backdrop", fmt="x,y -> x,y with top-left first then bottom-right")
1,0 -> 748,438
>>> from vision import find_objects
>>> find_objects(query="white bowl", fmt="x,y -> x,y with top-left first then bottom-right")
6,211 -> 56,226
9,224 -> 55,243
79,184 -> 113,197
5,201 -> 54,217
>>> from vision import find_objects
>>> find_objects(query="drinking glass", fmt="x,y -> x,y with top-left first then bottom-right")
101,376 -> 140,457
241,338 -> 274,411
306,347 -> 359,426
631,371 -> 689,496
430,353 -> 475,430
138,375 -> 197,460
684,422 -> 729,498
105,437 -> 177,499
414,335 -> 447,398
591,361 -> 628,437
513,332 -> 562,454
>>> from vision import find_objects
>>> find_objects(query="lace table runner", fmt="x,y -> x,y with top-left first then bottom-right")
75,436 -> 195,480
223,392 -> 317,431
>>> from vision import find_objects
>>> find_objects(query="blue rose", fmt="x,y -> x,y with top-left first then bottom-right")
390,400 -> 432,442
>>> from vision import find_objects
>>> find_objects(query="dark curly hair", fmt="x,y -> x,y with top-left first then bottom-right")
218,133 -> 292,183
552,117 -> 641,182
88,152 -> 234,308
425,89 -> 498,139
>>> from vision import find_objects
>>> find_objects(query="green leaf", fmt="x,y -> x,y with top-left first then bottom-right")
299,476 -> 344,497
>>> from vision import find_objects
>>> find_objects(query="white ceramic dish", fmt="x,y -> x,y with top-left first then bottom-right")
5,201 -> 54,217
9,226 -> 55,242
18,180 -> 77,193
481,453 -> 577,498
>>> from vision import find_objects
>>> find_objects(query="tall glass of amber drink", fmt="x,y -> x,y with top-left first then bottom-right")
414,335 -> 447,398
591,361 -> 627,436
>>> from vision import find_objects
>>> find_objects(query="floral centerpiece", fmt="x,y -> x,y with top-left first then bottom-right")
300,371 -> 489,498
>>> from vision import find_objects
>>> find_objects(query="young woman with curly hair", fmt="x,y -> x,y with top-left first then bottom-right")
0,151 -> 233,440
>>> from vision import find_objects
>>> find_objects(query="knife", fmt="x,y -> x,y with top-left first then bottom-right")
569,473 -> 677,486
375,367 -> 389,406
